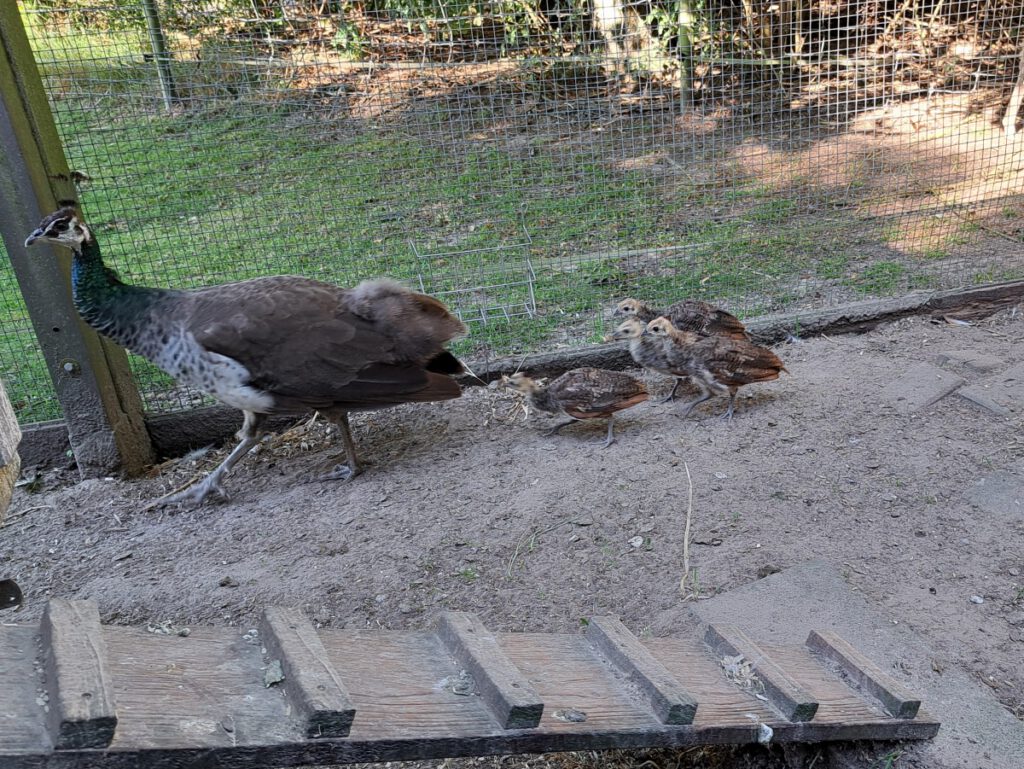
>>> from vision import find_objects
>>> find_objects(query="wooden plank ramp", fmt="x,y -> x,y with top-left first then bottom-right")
0,604 -> 939,769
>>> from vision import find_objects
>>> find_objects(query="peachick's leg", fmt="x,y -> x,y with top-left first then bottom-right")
721,390 -> 738,421
544,419 -> 576,437
148,411 -> 266,508
660,377 -> 684,404
676,391 -> 712,418
320,412 -> 364,482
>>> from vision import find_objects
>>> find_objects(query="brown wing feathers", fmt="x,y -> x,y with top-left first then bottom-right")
187,276 -> 464,414
550,368 -> 649,419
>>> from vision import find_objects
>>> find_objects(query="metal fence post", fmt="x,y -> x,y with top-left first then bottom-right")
0,5 -> 154,476
140,0 -> 178,111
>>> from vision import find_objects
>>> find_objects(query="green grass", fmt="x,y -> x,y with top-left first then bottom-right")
2,15 -> 997,424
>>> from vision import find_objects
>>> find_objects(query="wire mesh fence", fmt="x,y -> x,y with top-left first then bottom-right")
3,0 -> 1024,425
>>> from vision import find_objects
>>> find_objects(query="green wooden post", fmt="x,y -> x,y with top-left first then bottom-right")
0,5 -> 154,475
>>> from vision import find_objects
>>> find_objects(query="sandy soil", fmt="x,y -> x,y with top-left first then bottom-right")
2,307 -> 1022,768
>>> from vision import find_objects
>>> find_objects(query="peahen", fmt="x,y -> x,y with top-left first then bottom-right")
26,207 -> 467,506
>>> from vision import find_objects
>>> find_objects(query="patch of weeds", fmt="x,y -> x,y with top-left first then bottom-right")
748,198 -> 799,224
876,750 -> 903,769
848,262 -> 906,295
456,568 -> 478,583
817,254 -> 850,280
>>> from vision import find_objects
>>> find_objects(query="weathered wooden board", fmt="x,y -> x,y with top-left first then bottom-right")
704,624 -> 819,722
0,377 -> 20,522
436,611 -> 544,729
806,630 -> 921,719
40,600 -> 117,749
585,616 -> 697,725
0,605 -> 940,769
260,607 -> 356,738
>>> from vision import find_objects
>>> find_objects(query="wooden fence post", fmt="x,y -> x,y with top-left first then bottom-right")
0,5 -> 154,475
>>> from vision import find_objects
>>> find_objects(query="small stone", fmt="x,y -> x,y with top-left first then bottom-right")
263,660 -> 285,687
757,565 -> 781,579
398,602 -> 414,614
177,628 -> 191,637
628,536 -> 644,548
375,594 -> 387,604
441,670 -> 475,696
219,576 -> 239,588
553,708 -> 587,723
1009,568 -> 1020,577
112,551 -> 133,562
970,595 -> 984,604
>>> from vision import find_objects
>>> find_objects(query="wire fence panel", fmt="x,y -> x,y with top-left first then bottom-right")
4,0 -> 1024,424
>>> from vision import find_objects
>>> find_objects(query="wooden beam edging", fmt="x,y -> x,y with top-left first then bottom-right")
259,607 -> 356,738
435,611 -> 544,729
704,624 -> 819,723
39,599 -> 117,749
806,630 -> 922,719
585,616 -> 697,725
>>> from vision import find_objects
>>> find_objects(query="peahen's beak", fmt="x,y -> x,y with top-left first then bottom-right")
24,230 -> 42,247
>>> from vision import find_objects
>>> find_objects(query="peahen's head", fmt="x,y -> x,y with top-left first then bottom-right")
25,208 -> 92,252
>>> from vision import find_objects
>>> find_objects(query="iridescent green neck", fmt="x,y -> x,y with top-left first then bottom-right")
70,236 -> 162,345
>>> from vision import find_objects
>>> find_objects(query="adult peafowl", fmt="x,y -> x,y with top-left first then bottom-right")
26,207 -> 467,506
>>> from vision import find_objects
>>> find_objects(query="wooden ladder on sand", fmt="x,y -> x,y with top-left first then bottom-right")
0,600 -> 938,767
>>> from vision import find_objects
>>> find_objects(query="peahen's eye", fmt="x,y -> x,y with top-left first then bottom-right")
53,221 -> 68,232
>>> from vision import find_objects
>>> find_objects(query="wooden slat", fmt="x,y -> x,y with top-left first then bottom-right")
585,616 -> 697,725
40,599 -> 117,749
102,627 -> 296,749
806,630 -> 921,719
704,624 -> 818,722
260,607 -> 356,738
0,615 -> 941,767
436,611 -> 543,729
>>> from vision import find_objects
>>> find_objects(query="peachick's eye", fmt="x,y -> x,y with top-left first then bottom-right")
53,221 -> 68,232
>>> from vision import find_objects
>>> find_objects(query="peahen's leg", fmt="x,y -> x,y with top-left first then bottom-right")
602,416 -> 617,448
149,411 -> 266,508
320,412 -> 364,482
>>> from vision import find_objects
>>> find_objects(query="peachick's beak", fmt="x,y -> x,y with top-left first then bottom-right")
24,230 -> 42,247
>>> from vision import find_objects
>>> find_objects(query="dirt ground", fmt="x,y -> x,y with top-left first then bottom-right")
2,306 -> 1023,768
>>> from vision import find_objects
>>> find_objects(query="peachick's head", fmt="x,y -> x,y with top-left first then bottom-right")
612,298 -> 646,319
645,316 -> 676,338
606,317 -> 645,342
501,372 -> 539,395
25,208 -> 92,252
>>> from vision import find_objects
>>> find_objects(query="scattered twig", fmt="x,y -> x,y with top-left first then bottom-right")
506,520 -> 572,578
0,504 -> 55,525
950,209 -> 1023,245
679,460 -> 695,596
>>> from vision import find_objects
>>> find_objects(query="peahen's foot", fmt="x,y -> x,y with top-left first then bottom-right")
144,472 -> 229,510
317,463 -> 363,483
